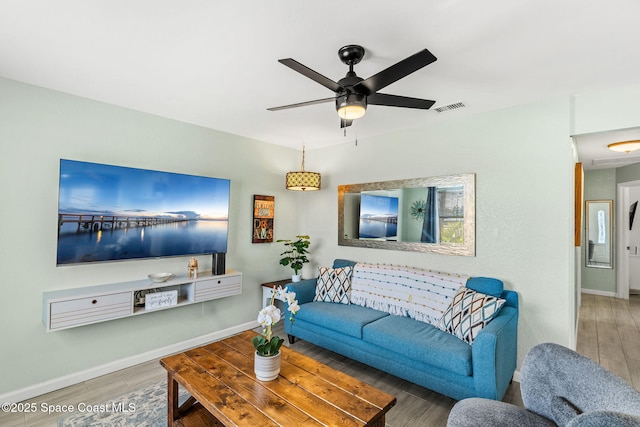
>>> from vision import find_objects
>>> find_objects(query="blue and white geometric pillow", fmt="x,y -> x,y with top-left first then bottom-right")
314,266 -> 353,304
437,286 -> 506,344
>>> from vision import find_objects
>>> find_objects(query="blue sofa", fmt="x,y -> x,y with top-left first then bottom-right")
284,259 -> 519,401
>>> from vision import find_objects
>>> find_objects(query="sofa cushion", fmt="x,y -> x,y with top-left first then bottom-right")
466,277 -> 504,298
314,266 -> 353,304
333,259 -> 357,269
294,301 -> 389,339
437,287 -> 506,344
362,315 -> 473,376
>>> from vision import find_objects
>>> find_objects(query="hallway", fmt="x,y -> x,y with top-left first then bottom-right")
576,293 -> 640,389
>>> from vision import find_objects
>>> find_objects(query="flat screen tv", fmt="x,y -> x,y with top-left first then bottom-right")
358,194 -> 398,239
56,159 -> 230,265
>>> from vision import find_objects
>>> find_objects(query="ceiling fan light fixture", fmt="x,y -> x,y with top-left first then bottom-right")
607,140 -> 640,153
269,45 -> 437,129
336,93 -> 367,120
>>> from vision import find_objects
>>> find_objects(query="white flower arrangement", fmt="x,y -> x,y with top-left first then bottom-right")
252,286 -> 300,356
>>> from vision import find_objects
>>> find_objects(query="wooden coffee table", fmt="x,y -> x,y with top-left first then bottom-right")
160,330 -> 396,427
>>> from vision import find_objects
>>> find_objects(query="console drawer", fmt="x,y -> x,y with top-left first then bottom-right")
49,292 -> 132,330
195,275 -> 242,302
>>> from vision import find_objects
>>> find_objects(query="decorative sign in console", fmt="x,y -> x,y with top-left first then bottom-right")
145,290 -> 178,310
42,270 -> 242,331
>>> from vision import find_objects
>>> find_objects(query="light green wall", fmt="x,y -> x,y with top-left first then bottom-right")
1,76 -> 595,397
400,187 -> 428,242
581,169 -> 617,293
307,99 -> 576,370
617,162 -> 640,184
0,77 -> 305,394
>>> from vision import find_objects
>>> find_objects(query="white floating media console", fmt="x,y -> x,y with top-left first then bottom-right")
42,270 -> 242,331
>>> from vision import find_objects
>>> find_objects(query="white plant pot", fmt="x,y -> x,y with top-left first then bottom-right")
254,351 -> 281,381
291,274 -> 302,282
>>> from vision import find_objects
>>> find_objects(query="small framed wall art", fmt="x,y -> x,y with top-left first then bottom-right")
253,195 -> 274,243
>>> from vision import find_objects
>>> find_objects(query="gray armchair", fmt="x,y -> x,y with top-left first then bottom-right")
447,343 -> 640,426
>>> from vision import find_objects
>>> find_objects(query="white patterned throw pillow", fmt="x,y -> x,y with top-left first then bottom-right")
350,263 -> 467,325
437,286 -> 506,344
314,266 -> 353,304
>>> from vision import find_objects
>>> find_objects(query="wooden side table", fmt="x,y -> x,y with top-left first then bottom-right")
260,279 -> 291,308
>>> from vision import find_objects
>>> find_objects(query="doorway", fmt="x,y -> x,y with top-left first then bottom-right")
574,126 -> 640,300
618,180 -> 640,299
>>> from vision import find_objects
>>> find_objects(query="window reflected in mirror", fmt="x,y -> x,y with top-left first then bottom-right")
585,200 -> 613,268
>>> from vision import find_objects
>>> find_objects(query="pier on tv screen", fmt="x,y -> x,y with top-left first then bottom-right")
56,159 -> 230,265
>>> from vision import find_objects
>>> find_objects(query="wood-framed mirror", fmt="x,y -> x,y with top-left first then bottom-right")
338,174 -> 475,256
585,199 -> 613,268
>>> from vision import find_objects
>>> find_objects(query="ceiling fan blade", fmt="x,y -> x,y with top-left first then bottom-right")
267,97 -> 335,111
367,93 -> 436,110
340,118 -> 353,128
279,58 -> 343,93
354,49 -> 437,95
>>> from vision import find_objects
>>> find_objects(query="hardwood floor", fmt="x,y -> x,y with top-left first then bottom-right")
3,294 -> 638,427
576,293 -> 640,389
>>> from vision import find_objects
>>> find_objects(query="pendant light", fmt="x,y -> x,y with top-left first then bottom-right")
286,145 -> 321,191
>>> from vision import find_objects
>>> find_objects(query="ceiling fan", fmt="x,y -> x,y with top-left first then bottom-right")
267,44 -> 437,128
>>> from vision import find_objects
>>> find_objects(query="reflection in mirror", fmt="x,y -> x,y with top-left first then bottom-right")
585,200 -> 613,268
338,174 -> 475,256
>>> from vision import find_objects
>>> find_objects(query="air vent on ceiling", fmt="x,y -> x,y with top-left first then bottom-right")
433,102 -> 466,113
592,156 -> 640,167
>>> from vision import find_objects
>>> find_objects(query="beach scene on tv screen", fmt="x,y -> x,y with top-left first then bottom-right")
56,160 -> 230,265
359,194 -> 399,239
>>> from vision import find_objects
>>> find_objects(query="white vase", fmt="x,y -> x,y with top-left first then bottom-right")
292,274 -> 302,282
254,351 -> 281,381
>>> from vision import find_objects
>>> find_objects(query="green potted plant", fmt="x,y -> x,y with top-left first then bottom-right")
277,235 -> 311,282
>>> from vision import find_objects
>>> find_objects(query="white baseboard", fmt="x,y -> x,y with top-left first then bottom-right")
512,370 -> 521,383
0,320 -> 258,403
581,288 -> 616,297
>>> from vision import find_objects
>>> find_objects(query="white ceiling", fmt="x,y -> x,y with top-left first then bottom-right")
2,1 -> 640,155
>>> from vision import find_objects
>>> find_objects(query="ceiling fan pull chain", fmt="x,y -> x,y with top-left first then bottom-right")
355,121 -> 358,146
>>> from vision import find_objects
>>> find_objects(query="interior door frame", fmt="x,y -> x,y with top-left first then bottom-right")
616,180 -> 640,299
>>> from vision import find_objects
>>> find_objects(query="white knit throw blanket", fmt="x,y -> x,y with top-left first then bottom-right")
350,263 -> 468,326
